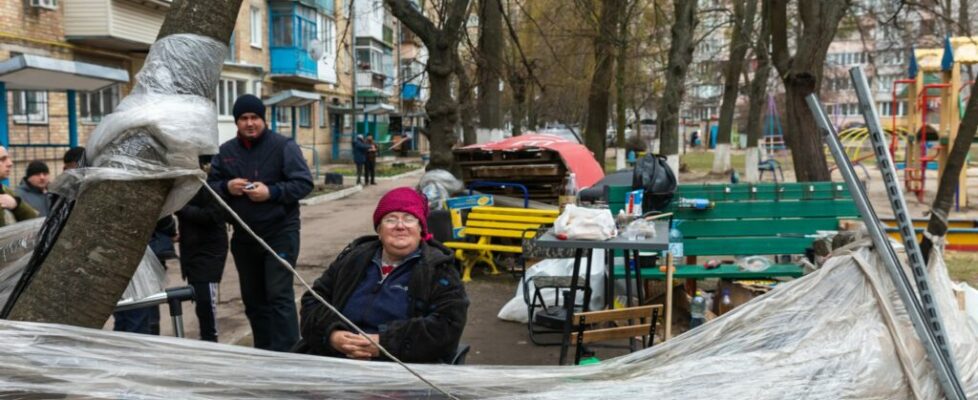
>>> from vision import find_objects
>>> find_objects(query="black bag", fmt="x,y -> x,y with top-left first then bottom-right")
324,172 -> 344,186
632,153 -> 677,212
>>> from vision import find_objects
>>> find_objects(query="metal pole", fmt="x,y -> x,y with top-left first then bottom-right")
848,66 -> 965,399
805,92 -> 966,400
351,0 -> 358,139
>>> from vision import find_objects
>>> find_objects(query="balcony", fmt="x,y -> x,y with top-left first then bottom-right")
64,0 -> 170,51
270,1 -> 320,84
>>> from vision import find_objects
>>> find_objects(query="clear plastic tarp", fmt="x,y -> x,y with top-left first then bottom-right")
1,237 -> 977,399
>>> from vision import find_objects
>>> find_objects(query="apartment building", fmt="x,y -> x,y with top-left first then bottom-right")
0,0 -> 372,185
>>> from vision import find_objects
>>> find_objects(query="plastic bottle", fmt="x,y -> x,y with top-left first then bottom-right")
668,223 -> 684,258
720,288 -> 733,314
690,290 -> 706,328
559,172 -> 578,213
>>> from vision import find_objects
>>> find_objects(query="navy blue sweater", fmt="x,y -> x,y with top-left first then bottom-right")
208,129 -> 313,239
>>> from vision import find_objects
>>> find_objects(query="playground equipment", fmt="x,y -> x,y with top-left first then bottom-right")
889,37 -> 978,207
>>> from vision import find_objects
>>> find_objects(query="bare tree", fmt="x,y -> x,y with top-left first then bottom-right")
477,0 -> 505,137
456,51 -> 478,145
743,0 -> 770,182
583,0 -> 625,170
387,0 -> 472,171
657,0 -> 699,171
712,0 -> 757,174
3,0 -> 240,326
770,0 -> 850,182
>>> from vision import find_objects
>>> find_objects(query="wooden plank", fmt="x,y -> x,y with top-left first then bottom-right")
466,220 -> 541,231
612,263 -> 804,280
443,241 -> 522,253
685,237 -> 813,255
672,199 -> 860,219
570,324 -> 652,344
678,218 -> 841,237
574,305 -> 663,324
464,213 -> 556,224
462,227 -> 536,239
468,164 -> 562,178
471,206 -> 560,217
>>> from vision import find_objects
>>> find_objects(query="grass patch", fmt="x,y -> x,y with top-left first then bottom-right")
945,251 -> 978,287
330,163 -> 422,177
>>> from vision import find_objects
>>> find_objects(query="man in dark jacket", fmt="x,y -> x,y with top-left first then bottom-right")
208,94 -> 313,352
352,134 -> 369,185
177,155 -> 229,342
296,188 -> 468,363
15,160 -> 50,216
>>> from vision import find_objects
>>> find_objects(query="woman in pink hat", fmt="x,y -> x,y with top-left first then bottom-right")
295,187 -> 468,363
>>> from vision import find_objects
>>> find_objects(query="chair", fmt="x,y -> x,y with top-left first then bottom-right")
758,159 -> 785,182
569,304 -> 662,365
520,226 -> 588,346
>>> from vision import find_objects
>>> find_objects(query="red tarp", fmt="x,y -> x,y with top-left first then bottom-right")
460,134 -> 605,189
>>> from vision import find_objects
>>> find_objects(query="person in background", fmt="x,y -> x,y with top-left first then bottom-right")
176,155 -> 229,342
208,94 -> 313,352
63,146 -> 85,171
113,215 -> 178,335
365,137 -> 377,186
0,146 -> 38,226
353,135 -> 370,185
16,160 -> 50,216
296,187 -> 468,363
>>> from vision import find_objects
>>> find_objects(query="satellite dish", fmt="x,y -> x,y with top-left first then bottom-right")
308,39 -> 324,60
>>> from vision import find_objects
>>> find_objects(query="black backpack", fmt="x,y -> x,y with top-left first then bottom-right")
632,154 -> 677,212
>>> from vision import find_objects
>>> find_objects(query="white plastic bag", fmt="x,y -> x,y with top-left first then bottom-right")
554,204 -> 617,241
497,251 -> 607,323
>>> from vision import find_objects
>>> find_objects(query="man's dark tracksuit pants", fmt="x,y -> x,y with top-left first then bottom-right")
231,230 -> 300,352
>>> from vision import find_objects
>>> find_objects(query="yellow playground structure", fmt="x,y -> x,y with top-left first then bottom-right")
877,37 -> 978,208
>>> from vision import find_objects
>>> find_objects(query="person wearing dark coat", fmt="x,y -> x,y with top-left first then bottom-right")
15,160 -> 50,216
296,187 -> 468,363
352,135 -> 370,185
365,137 -> 377,185
208,94 -> 313,352
177,157 -> 229,342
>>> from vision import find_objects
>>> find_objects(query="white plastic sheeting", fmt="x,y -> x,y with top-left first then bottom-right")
1,240 -> 977,399
50,33 -> 225,217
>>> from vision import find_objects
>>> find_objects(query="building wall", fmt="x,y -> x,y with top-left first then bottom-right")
109,1 -> 164,44
63,0 -> 110,37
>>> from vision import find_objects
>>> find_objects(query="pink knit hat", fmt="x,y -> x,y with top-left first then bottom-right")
373,187 -> 430,240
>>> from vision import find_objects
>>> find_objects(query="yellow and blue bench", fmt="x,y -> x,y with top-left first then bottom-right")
444,206 -> 558,282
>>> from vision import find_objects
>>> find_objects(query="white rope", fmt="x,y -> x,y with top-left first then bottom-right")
197,178 -> 460,400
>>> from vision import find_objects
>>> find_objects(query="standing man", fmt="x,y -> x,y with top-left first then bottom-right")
0,146 -> 38,226
208,94 -> 313,352
353,134 -> 369,185
176,155 -> 229,342
15,160 -> 50,216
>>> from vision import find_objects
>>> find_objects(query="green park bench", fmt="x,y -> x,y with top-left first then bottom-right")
605,182 -> 859,283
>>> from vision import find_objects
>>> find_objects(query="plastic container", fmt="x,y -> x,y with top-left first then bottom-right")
720,288 -> 733,314
690,290 -> 706,328
559,173 -> 578,213
668,223 -> 684,258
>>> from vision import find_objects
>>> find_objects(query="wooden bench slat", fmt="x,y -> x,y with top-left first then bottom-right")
684,237 -> 813,256
466,220 -> 542,231
471,206 -> 559,217
465,213 -> 556,224
672,199 -> 860,219
462,227 -> 536,239
612,263 -> 804,280
570,324 -> 652,344
574,305 -> 663,324
679,218 -> 841,237
444,242 -> 523,253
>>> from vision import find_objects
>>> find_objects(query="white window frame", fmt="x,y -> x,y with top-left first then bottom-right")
250,7 -> 263,48
79,85 -> 120,124
214,78 -> 248,119
11,90 -> 48,124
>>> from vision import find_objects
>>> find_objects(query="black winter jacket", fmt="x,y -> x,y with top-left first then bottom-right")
176,186 -> 229,283
207,129 -> 313,240
295,236 -> 468,363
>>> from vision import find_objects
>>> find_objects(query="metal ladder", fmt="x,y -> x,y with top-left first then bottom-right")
806,66 -> 966,400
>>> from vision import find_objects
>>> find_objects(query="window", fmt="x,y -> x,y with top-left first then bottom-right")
250,7 -> 262,48
252,80 -> 262,98
299,104 -> 311,127
11,90 -> 48,123
214,78 -> 248,117
320,99 -> 328,128
272,14 -> 293,47
79,85 -> 120,123
226,33 -> 236,62
275,106 -> 291,125
318,15 -> 335,57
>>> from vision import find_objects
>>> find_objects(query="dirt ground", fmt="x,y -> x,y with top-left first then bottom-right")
138,149 -> 978,366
